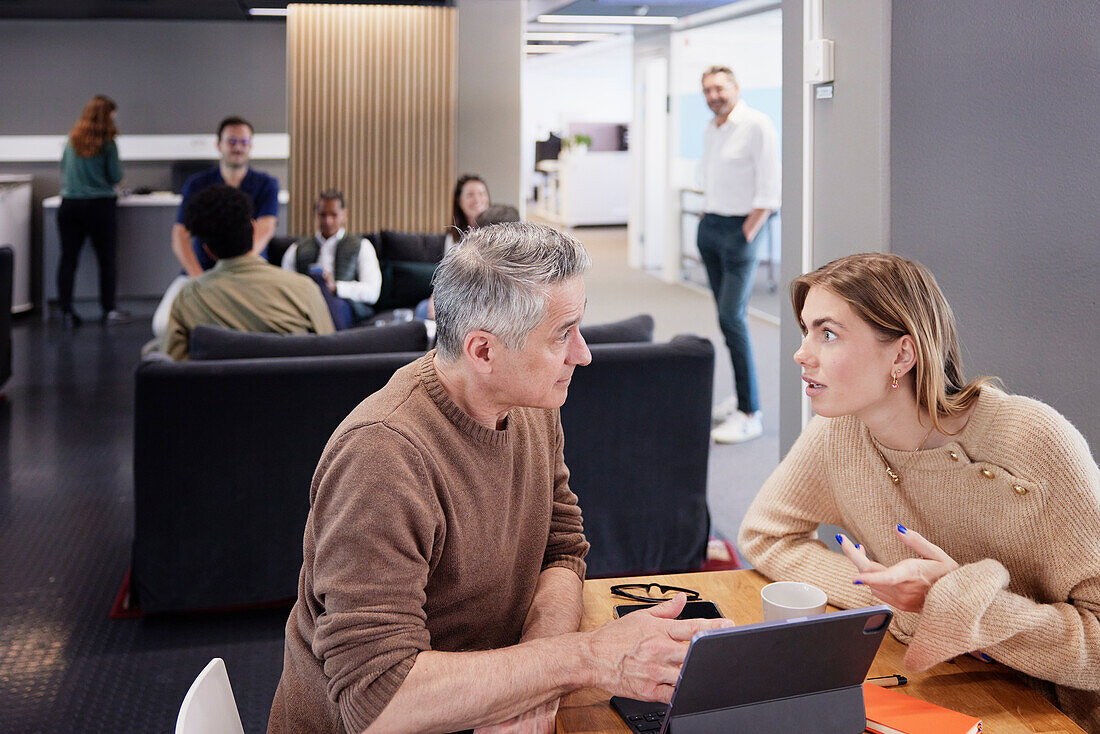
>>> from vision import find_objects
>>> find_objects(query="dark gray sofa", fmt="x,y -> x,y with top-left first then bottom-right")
131,328 -> 713,612
266,230 -> 443,318
0,246 -> 11,394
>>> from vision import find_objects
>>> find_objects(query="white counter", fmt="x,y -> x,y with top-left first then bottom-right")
0,175 -> 32,312
43,190 -> 290,207
42,191 -> 289,307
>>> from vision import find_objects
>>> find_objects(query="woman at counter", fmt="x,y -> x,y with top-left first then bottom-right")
739,252 -> 1100,732
57,95 -> 127,326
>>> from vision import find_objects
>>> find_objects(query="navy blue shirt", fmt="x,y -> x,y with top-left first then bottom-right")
176,167 -> 279,271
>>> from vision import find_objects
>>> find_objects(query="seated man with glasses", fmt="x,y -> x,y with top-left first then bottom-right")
153,115 -> 280,339
268,222 -> 731,734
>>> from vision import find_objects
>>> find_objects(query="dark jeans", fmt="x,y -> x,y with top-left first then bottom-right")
696,213 -> 762,414
306,271 -> 354,330
57,197 -> 118,313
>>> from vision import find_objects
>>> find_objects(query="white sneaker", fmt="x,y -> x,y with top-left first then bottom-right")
712,395 -> 739,424
712,411 -> 763,444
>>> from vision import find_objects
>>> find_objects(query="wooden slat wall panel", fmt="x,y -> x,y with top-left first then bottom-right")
287,3 -> 456,235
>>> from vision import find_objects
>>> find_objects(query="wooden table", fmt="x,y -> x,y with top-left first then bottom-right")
556,570 -> 1085,733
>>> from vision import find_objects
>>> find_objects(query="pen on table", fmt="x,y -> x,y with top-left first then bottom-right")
866,674 -> 908,687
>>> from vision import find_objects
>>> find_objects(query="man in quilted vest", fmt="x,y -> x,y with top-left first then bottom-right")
281,189 -> 382,327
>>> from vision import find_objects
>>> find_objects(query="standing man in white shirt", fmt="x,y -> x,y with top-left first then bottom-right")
282,189 -> 382,328
698,65 -> 781,444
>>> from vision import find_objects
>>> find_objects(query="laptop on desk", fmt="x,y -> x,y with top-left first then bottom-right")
611,605 -> 893,734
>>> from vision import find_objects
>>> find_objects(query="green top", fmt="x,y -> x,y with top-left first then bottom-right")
60,140 -> 122,199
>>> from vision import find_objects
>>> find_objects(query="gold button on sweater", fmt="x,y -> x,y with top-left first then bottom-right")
739,387 -> 1100,732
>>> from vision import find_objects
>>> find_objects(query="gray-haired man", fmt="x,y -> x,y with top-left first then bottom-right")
269,222 -> 730,734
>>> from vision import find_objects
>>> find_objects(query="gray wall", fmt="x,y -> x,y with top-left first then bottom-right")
456,0 -> 523,212
812,2 -> 891,264
778,0 -> 805,455
779,0 -> 892,454
0,18 -> 288,308
891,1 -> 1100,447
0,20 -> 287,135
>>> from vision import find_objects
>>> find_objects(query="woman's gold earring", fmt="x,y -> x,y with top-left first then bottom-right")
891,372 -> 899,390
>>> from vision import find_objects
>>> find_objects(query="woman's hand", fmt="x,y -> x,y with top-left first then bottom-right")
837,525 -> 959,613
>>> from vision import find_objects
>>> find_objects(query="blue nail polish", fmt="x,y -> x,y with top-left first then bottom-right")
855,543 -> 861,550
896,523 -> 908,534
854,580 -> 864,585
980,653 -> 992,662
835,533 -> 844,545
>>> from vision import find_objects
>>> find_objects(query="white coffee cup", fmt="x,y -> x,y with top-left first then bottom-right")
760,581 -> 828,622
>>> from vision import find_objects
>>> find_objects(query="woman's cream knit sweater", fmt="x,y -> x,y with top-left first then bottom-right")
739,387 -> 1100,732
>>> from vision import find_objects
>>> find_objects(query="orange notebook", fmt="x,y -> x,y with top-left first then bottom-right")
863,683 -> 982,734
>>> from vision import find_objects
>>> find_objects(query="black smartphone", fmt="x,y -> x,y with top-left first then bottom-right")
614,600 -> 723,620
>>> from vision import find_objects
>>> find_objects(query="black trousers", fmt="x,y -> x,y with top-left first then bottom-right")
56,197 -> 117,313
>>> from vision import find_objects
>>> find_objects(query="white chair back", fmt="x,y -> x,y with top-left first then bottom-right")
175,657 -> 246,734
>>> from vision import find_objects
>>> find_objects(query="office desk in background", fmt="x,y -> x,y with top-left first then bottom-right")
557,570 -> 1085,734
534,151 -> 629,228
41,191 -> 288,311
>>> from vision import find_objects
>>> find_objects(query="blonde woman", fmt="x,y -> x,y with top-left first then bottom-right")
740,253 -> 1100,732
57,95 -> 126,325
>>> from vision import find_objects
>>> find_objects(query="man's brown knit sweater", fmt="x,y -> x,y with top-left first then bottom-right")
268,353 -> 589,734
739,387 -> 1100,732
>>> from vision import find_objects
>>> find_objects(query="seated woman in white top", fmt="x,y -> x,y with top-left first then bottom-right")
739,252 -> 1100,733
421,175 -> 493,321
443,173 -> 490,252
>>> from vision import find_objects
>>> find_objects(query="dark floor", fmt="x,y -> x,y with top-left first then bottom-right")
0,302 -> 287,734
0,270 -> 777,732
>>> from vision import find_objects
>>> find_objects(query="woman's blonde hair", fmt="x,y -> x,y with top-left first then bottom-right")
69,95 -> 118,157
791,252 -> 996,434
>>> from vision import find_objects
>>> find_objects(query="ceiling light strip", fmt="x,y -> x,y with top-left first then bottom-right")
536,14 -> 677,26
525,44 -> 572,53
525,31 -> 617,41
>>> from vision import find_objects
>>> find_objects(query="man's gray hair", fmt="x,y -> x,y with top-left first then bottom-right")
433,221 -> 591,362
701,65 -> 737,85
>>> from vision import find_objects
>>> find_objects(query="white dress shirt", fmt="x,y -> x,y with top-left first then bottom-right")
700,99 -> 781,216
281,228 -> 382,305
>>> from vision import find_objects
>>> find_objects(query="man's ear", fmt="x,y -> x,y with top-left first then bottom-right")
893,334 -> 918,377
463,330 -> 496,375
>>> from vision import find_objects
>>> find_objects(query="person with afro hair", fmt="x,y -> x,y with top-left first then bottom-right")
159,185 -> 333,360
182,182 -> 257,260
